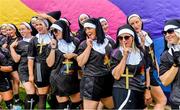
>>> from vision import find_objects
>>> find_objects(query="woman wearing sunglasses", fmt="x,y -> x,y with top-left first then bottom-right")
111,24 -> 147,109
77,18 -> 114,109
128,14 -> 167,110
46,20 -> 81,109
159,19 -> 180,109
28,17 -> 53,109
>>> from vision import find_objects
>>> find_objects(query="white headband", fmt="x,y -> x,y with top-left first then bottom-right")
21,22 -> 32,31
99,18 -> 107,23
43,19 -> 49,28
8,24 -> 16,30
79,14 -> 89,20
128,14 -> 140,22
1,24 -> 7,27
118,28 -> 135,37
164,25 -> 178,31
84,22 -> 96,29
51,24 -> 63,32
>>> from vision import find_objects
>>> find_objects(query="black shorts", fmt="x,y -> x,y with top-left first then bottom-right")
0,77 -> 12,92
18,67 -> 29,83
34,62 -> 51,88
150,70 -> 159,86
35,81 -> 50,88
113,88 -> 146,109
50,73 -> 80,96
80,74 -> 113,101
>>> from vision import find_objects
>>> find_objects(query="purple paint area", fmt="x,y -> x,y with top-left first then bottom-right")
110,0 -> 180,39
21,0 -> 127,39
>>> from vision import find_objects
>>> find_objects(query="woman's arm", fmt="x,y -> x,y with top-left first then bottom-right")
112,53 -> 128,80
10,40 -> 21,63
46,39 -> 57,67
77,45 -> 92,67
0,65 -> 13,72
160,65 -> 178,86
46,49 -> 56,67
77,39 -> 92,67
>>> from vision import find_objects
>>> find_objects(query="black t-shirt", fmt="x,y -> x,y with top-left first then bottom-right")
110,48 -> 146,92
77,39 -> 112,77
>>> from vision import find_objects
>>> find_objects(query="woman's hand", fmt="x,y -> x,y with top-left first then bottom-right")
50,39 -> 57,49
144,89 -> 152,105
138,32 -> 146,46
86,37 -> 93,48
122,43 -> 131,56
10,39 -> 18,48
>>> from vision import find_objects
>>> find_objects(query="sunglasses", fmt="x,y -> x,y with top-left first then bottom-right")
119,35 -> 131,41
162,28 -> 176,36
51,29 -> 58,33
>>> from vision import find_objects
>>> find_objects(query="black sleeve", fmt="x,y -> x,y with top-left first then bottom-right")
72,37 -> 81,54
28,37 -> 36,58
15,42 -> 22,55
0,51 -> 13,66
110,49 -> 122,72
159,51 -> 173,76
77,40 -> 87,55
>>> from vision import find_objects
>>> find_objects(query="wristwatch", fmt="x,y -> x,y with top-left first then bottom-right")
173,63 -> 178,67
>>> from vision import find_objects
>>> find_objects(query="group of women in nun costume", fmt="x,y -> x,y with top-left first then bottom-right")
0,10 -> 179,109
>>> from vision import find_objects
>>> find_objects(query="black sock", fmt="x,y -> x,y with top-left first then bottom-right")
70,100 -> 82,109
47,94 -> 58,109
24,94 -> 36,110
5,99 -> 13,109
14,94 -> 20,105
38,95 -> 47,109
57,101 -> 70,109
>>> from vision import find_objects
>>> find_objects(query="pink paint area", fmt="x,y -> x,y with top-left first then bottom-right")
21,0 -> 126,39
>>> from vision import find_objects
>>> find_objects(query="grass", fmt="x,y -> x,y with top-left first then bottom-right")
0,87 -> 26,109
0,88 -> 171,110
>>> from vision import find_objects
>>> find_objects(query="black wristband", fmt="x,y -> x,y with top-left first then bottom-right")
173,63 -> 178,67
145,86 -> 151,90
51,48 -> 56,50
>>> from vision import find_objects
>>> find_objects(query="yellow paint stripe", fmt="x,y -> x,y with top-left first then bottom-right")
0,0 -> 37,25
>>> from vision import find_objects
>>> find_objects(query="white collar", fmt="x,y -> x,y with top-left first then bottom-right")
168,44 -> 180,55
36,33 -> 53,44
119,46 -> 142,65
23,37 -> 33,42
138,30 -> 153,47
92,38 -> 109,54
58,39 -> 76,53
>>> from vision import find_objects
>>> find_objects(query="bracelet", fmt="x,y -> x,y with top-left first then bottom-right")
145,86 -> 151,90
173,63 -> 177,67
51,48 -> 56,50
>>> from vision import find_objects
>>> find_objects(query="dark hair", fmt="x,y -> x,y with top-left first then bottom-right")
52,20 -> 72,43
9,23 -> 22,38
84,18 -> 105,44
76,14 -> 90,42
